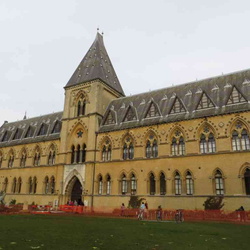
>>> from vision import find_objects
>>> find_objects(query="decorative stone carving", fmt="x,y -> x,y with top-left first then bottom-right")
188,127 -> 193,132
218,122 -> 224,128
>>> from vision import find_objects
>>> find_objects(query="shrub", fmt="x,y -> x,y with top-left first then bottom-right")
128,196 -> 145,209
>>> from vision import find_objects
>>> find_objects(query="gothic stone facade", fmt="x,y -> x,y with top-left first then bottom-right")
0,33 -> 250,210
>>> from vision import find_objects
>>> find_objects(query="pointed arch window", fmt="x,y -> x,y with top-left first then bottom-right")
20,150 -> 27,167
171,130 -> 185,156
12,178 -> 17,193
131,173 -> 137,195
76,144 -> 81,163
199,126 -> 216,154
160,172 -> 166,195
145,134 -> 158,158
76,96 -> 86,117
232,122 -> 250,151
123,136 -> 134,160
82,144 -> 86,163
149,173 -> 156,195
106,175 -> 111,195
50,176 -> 55,194
186,172 -> 193,195
102,140 -> 112,162
44,176 -> 49,194
33,177 -> 37,194
175,172 -> 181,195
3,178 -> 8,192
98,175 -> 103,195
17,177 -> 22,193
215,170 -> 224,195
48,146 -> 56,165
34,149 -> 41,166
8,152 -> 14,168
28,177 -> 33,194
244,168 -> 250,195
121,174 -> 128,195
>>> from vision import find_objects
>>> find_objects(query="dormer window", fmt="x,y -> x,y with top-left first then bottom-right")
38,123 -> 48,136
145,102 -> 160,118
123,106 -> 137,122
170,97 -> 186,114
51,120 -> 61,134
227,86 -> 247,105
25,126 -> 35,138
13,128 -> 23,140
2,131 -> 12,142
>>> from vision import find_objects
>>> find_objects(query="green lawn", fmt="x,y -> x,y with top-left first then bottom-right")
0,215 -> 249,250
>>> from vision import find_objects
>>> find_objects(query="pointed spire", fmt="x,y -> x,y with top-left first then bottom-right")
65,32 -> 125,96
23,111 -> 27,120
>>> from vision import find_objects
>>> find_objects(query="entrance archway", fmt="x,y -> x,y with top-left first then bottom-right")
65,176 -> 83,204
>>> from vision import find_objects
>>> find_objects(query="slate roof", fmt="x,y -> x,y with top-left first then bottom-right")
65,32 -> 125,96
99,68 -> 250,133
0,111 -> 63,148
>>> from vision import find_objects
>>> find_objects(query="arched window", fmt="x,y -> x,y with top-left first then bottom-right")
175,172 -> 181,195
50,176 -> 55,194
33,177 -> 37,194
244,168 -> 250,195
71,145 -> 75,164
44,176 -> 49,194
186,171 -> 193,195
76,144 -> 80,163
145,134 -> 158,158
149,173 -> 155,195
160,172 -> 166,195
3,178 -> 8,192
82,144 -> 86,163
76,96 -> 86,117
123,136 -> 134,160
231,122 -> 250,151
28,177 -> 33,194
48,145 -> 56,165
33,148 -> 41,166
215,170 -> 224,195
12,178 -> 17,193
171,130 -> 185,156
131,173 -> 137,195
98,175 -> 103,195
17,177 -> 22,193
20,150 -> 27,167
121,174 -> 127,195
102,140 -> 112,162
8,151 -> 14,168
200,132 -> 216,154
106,175 -> 111,195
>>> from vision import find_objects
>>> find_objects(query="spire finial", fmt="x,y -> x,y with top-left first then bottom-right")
23,111 -> 27,120
102,31 -> 104,36
97,27 -> 99,32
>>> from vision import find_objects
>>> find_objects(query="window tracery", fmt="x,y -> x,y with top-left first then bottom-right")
214,170 -> 224,195
145,133 -> 158,158
170,97 -> 186,114
174,172 -> 181,195
76,95 -> 86,117
171,130 -> 185,156
186,171 -> 193,195
33,148 -> 41,166
199,126 -> 216,154
232,122 -> 250,151
102,139 -> 112,161
123,136 -> 134,160
149,173 -> 156,195
160,172 -> 166,195
8,151 -> 14,168
20,150 -> 27,167
145,102 -> 160,118
197,92 -> 215,110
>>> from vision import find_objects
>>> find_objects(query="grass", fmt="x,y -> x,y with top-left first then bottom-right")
0,215 -> 249,250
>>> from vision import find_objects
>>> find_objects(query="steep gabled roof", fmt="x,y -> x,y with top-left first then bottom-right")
100,68 -> 250,133
65,32 -> 125,96
0,112 -> 63,147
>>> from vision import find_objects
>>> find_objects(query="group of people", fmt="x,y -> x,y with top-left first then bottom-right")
66,199 -> 84,206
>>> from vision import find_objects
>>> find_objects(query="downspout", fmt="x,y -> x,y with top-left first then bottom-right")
91,131 -> 98,210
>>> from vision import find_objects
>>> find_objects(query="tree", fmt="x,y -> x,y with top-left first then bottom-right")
128,196 -> 145,209
203,196 -> 224,210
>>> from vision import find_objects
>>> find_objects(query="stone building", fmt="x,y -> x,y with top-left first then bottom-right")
1,32 -> 250,210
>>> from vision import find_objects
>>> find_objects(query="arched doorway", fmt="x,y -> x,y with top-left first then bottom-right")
244,168 -> 250,195
65,176 -> 83,204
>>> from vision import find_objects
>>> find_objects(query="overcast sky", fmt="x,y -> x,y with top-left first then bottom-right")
1,0 -> 250,126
